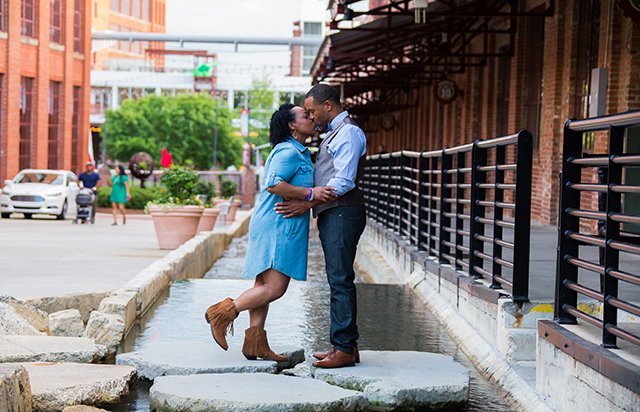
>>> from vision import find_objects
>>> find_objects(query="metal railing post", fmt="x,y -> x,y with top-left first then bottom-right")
470,141 -> 486,279
386,155 -> 393,231
512,130 -> 533,302
440,149 -> 452,264
491,144 -> 506,289
430,156 -> 440,257
556,121 -> 581,323
417,153 -> 428,251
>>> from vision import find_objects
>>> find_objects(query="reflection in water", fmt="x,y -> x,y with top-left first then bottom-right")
105,228 -> 512,412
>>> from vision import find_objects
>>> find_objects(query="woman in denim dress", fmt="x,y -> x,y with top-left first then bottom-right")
205,104 -> 337,361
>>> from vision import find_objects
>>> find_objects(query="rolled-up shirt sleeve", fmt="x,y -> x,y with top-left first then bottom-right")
265,147 -> 298,188
326,126 -> 367,196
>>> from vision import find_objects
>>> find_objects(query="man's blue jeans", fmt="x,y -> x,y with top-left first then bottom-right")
317,205 -> 366,355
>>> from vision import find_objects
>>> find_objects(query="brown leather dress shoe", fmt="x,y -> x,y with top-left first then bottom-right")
312,349 -> 356,368
313,347 -> 360,363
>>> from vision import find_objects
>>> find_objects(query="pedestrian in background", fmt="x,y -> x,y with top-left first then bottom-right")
110,165 -> 131,225
78,162 -> 101,224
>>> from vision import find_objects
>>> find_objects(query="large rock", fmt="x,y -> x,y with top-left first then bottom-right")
0,364 -> 32,412
21,362 -> 137,412
0,296 -> 49,336
48,310 -> 84,338
83,311 -> 125,356
97,290 -> 137,334
312,351 -> 469,410
116,340 -> 304,380
0,335 -> 106,363
27,292 -> 110,324
150,373 -> 369,412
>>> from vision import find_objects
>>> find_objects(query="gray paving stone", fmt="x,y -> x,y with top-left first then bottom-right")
20,362 -> 137,411
116,340 -> 304,380
0,335 -> 106,363
149,373 -> 369,412
0,363 -> 32,412
312,350 -> 469,410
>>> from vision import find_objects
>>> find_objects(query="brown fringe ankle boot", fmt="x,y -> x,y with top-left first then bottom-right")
242,326 -> 288,362
204,298 -> 238,350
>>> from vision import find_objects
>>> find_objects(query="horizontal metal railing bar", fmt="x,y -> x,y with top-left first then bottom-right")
609,269 -> 640,287
476,133 -> 519,147
477,164 -> 518,172
496,238 -> 515,249
567,183 -> 608,193
565,255 -> 605,275
474,250 -> 493,261
495,257 -> 514,269
442,253 -> 456,263
563,279 -> 604,301
607,296 -> 640,318
568,156 -> 609,167
567,111 -> 640,132
605,324 -> 640,347
563,304 -> 603,328
610,213 -> 640,225
402,150 -> 421,157
458,229 -> 470,237
457,259 -> 470,268
457,245 -> 470,253
476,200 -> 516,209
611,184 -> 640,195
474,265 -> 493,278
444,142 -> 475,154
565,230 -> 606,248
442,240 -> 457,249
612,154 -> 640,165
566,208 -> 606,221
420,182 -> 442,188
609,239 -> 640,255
476,183 -> 517,190
443,227 -> 457,234
493,274 -> 513,287
476,217 -> 516,229
459,199 -> 471,205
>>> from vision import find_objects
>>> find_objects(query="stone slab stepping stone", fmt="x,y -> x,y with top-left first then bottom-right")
0,335 -> 106,363
20,362 -> 137,412
312,350 -> 469,410
150,373 -> 369,412
116,340 -> 304,380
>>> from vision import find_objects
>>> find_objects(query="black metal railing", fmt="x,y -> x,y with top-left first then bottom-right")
362,130 -> 533,302
556,110 -> 640,349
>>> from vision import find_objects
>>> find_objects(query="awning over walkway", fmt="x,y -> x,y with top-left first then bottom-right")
311,0 -> 553,115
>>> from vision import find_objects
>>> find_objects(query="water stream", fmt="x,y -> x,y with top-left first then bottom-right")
104,228 -> 513,412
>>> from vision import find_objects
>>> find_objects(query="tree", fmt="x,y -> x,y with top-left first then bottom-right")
105,94 -> 241,169
233,76 -> 277,158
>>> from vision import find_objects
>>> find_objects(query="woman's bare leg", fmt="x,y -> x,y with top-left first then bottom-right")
119,203 -> 126,224
234,268 -> 290,328
111,202 -> 117,224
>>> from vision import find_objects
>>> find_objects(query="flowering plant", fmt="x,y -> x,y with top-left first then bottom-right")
145,165 -> 204,212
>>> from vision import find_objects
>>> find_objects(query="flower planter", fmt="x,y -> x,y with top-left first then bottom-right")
225,199 -> 242,224
196,207 -> 221,233
148,205 -> 204,250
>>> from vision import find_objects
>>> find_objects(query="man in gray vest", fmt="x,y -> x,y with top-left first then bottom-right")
275,84 -> 366,368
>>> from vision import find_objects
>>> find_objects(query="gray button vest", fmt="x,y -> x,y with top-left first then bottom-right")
313,115 -> 366,218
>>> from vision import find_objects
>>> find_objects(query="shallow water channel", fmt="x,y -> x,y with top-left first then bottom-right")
104,228 -> 513,412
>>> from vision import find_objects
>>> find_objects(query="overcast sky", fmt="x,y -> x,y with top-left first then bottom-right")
164,0 -> 328,77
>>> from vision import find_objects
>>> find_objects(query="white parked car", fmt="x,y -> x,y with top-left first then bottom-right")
1,169 -> 79,220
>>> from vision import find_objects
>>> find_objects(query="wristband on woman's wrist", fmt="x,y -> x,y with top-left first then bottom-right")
307,187 -> 314,201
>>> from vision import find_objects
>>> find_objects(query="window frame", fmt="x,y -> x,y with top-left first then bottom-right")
21,0 -> 35,37
48,81 -> 61,170
20,77 -> 34,171
50,0 -> 62,44
71,86 -> 81,173
74,0 -> 82,53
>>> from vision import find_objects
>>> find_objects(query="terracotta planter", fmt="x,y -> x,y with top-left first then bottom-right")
148,205 -> 204,250
225,199 -> 242,223
196,207 -> 220,233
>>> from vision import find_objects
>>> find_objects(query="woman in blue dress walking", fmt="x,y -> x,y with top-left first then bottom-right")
205,104 -> 337,361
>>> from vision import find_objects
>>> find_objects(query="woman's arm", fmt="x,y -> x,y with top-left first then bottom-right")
124,179 -> 131,198
267,182 -> 338,202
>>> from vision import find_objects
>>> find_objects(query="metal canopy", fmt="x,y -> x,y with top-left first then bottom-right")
313,0 -> 554,112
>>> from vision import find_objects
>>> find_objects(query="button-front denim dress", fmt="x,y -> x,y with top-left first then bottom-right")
241,137 -> 314,281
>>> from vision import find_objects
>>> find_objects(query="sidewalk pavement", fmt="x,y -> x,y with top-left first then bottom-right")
0,213 -> 167,300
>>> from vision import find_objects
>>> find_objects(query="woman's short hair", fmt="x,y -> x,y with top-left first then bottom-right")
305,84 -> 340,105
269,103 -> 296,147
117,165 -> 126,176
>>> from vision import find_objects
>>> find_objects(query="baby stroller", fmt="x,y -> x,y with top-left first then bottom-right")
74,187 -> 95,224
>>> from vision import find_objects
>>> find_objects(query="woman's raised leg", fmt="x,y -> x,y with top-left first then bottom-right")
233,268 -> 290,314
111,202 -> 117,225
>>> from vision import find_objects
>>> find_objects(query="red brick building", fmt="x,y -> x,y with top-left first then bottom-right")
313,0 -> 640,225
0,0 -> 92,182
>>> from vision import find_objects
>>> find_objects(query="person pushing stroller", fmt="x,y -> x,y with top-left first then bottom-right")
78,162 -> 101,223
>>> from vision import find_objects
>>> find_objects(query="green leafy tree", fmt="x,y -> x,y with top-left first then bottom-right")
232,76 -> 276,157
105,94 -> 241,169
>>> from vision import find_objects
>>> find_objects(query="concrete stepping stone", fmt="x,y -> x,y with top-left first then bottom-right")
20,362 -> 137,412
312,350 -> 469,410
116,340 -> 304,380
0,335 -> 106,363
150,373 -> 369,412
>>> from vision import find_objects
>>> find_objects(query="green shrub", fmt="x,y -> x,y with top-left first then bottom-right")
219,178 -> 238,198
96,186 -> 161,209
194,180 -> 216,203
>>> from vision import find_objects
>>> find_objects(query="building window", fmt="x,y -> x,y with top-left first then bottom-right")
111,0 -> 119,12
133,0 -> 140,19
523,17 -> 544,150
94,2 -> 98,18
74,0 -> 82,52
48,82 -> 61,170
575,0 -> 601,152
121,27 -> 130,53
143,0 -> 150,21
51,0 -> 62,44
19,77 -> 33,171
122,0 -> 130,16
71,87 -> 80,173
0,0 -> 5,32
21,0 -> 35,37
302,22 -> 321,74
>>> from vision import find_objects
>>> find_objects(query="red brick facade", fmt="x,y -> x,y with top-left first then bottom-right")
356,0 -> 640,225
0,0 -> 91,182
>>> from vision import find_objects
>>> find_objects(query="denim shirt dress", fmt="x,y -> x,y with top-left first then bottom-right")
241,137 -> 314,281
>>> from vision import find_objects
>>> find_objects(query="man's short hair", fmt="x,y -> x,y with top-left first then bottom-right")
85,162 -> 92,166
305,84 -> 341,105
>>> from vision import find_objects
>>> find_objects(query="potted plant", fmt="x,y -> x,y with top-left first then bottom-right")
146,165 -> 204,250
195,180 -> 220,233
219,178 -> 240,223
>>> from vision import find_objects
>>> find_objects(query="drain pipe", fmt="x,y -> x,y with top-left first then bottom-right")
91,31 -> 324,50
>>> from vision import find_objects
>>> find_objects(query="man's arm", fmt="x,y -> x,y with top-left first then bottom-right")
274,198 -> 323,219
